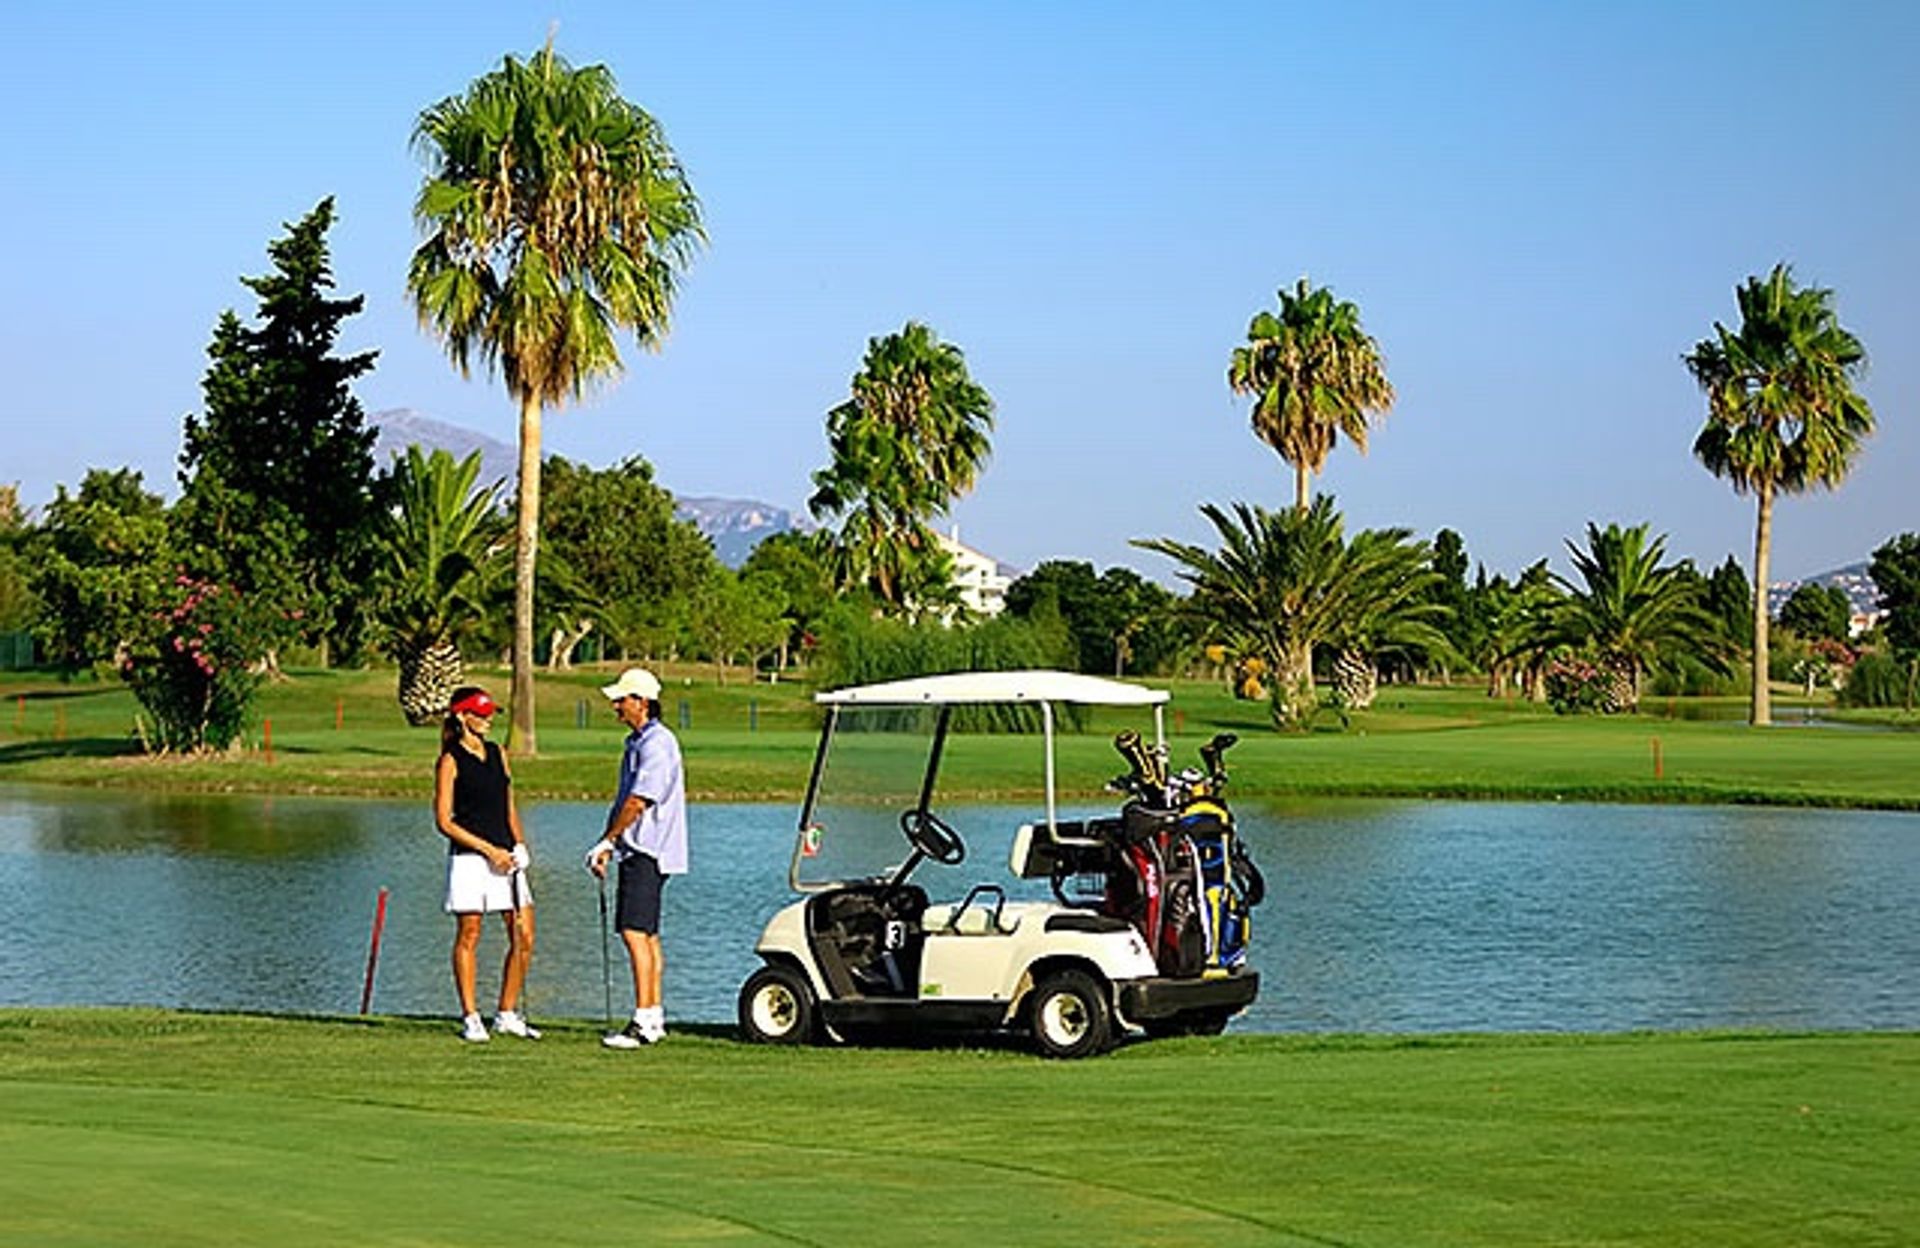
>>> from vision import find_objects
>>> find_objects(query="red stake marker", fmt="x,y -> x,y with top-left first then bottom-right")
361,887 -> 390,1015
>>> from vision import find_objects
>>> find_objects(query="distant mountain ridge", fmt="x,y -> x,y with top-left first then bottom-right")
370,409 -> 518,490
1769,561 -> 1880,618
369,408 -> 800,566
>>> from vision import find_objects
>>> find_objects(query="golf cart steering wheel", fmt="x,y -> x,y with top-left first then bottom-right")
899,808 -> 965,865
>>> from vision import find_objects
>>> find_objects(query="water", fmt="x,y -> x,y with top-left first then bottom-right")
2,784 -> 1916,1033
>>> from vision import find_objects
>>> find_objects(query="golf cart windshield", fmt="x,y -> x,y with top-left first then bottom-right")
790,670 -> 1168,892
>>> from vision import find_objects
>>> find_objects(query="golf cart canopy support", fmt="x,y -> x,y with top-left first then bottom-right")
794,670 -> 1171,891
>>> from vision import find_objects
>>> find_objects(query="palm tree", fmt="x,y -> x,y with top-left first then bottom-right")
1323,528 -> 1453,710
409,43 -> 703,754
1478,562 -> 1563,700
1549,522 -> 1728,712
1684,264 -> 1874,726
371,448 -> 506,725
1229,278 -> 1395,511
1135,497 -> 1439,728
808,322 -> 994,611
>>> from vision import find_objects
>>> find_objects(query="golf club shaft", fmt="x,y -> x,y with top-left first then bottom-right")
597,871 -> 613,1030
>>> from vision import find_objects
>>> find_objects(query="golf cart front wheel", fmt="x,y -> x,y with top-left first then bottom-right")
738,965 -> 817,1045
1027,969 -> 1113,1059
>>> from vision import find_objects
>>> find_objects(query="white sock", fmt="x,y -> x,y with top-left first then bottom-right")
631,1008 -> 649,1027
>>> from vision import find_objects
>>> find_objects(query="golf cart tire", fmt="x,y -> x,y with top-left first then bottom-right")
739,964 -> 817,1045
1026,968 -> 1113,1059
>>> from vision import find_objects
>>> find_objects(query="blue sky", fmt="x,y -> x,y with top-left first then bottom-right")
3,2 -> 1915,584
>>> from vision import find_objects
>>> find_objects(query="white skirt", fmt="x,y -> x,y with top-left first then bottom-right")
443,852 -> 533,913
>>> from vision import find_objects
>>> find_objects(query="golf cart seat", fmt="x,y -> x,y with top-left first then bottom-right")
921,903 -> 1012,935
923,885 -> 1021,936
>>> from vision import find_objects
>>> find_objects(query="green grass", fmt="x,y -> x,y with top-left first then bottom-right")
0,1009 -> 1912,1246
3,667 -> 1919,809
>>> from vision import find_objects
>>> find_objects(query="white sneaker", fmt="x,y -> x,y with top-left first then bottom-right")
601,1021 -> 652,1049
493,1011 -> 541,1040
459,1014 -> 490,1044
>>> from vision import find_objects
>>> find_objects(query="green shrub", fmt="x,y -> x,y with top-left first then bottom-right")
1543,658 -> 1610,715
1645,654 -> 1745,698
813,609 -> 1078,731
1838,652 -> 1916,708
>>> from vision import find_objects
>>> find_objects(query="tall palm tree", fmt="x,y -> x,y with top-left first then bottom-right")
371,448 -> 506,725
1549,522 -> 1728,713
1135,497 -> 1438,728
409,43 -> 703,754
1229,278 -> 1395,511
808,322 -> 994,611
1684,264 -> 1874,726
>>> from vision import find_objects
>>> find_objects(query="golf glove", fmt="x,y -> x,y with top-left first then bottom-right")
511,843 -> 530,871
584,841 -> 614,874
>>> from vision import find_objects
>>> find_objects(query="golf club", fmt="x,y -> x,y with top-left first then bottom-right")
596,869 -> 614,1032
511,864 -> 531,1021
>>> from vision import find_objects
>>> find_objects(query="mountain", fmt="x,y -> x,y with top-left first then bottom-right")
368,409 -> 800,566
370,408 -> 517,491
676,496 -> 809,567
1768,561 -> 1880,619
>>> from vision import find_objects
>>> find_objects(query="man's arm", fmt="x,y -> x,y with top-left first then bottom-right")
586,793 -> 650,877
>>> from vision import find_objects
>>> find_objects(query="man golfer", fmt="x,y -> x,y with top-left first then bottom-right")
585,667 -> 688,1048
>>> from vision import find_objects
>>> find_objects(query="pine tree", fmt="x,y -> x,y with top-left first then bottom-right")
178,197 -> 378,660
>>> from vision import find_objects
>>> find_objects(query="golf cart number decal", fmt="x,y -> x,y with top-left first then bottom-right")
801,824 -> 824,858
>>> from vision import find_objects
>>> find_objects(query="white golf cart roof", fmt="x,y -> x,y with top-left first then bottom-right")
816,669 -> 1169,707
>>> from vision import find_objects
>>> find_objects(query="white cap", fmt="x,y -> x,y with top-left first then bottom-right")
600,667 -> 662,703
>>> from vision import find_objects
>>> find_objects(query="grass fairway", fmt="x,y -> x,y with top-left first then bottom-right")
3,666 -> 1918,808
1,1011 -> 1913,1246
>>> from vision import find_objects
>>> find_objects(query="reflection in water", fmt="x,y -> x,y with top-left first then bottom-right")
2,785 -> 1916,1033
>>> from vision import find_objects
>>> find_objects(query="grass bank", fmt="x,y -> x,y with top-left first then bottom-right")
3,668 -> 1918,809
0,1009 -> 1911,1246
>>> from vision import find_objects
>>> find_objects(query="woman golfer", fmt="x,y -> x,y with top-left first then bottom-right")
434,685 -> 539,1043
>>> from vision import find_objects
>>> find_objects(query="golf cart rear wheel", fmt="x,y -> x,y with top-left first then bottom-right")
739,965 -> 816,1045
1027,969 -> 1112,1059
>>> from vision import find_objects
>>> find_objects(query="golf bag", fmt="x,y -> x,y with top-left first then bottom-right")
1080,733 -> 1264,977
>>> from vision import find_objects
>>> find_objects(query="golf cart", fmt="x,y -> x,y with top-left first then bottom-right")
737,670 -> 1263,1058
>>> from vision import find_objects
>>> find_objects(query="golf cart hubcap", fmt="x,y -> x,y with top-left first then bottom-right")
1040,993 -> 1089,1044
753,984 -> 798,1035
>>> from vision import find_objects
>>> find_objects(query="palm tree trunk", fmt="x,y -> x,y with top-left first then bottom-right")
510,392 -> 543,757
1750,484 -> 1774,727
1294,461 -> 1310,513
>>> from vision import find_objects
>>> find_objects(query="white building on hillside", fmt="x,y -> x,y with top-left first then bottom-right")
935,527 -> 1014,618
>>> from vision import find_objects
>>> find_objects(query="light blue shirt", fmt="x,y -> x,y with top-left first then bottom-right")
607,720 -> 689,874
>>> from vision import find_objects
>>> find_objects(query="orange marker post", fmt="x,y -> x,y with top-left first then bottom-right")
1651,736 -> 1663,780
263,718 -> 274,765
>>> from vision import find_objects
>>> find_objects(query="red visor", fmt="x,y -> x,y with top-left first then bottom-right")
450,691 -> 498,717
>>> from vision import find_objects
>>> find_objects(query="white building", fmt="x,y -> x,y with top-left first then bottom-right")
935,527 -> 1014,618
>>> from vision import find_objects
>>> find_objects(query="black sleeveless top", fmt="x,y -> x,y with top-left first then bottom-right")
447,740 -> 513,855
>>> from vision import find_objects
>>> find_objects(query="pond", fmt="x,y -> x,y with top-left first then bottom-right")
2,784 -> 1916,1034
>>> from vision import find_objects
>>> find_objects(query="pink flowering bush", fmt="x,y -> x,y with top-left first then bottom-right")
121,574 -> 278,752
1543,656 -> 1611,715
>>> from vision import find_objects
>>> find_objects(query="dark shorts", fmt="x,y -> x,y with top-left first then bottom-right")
615,853 -> 667,934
